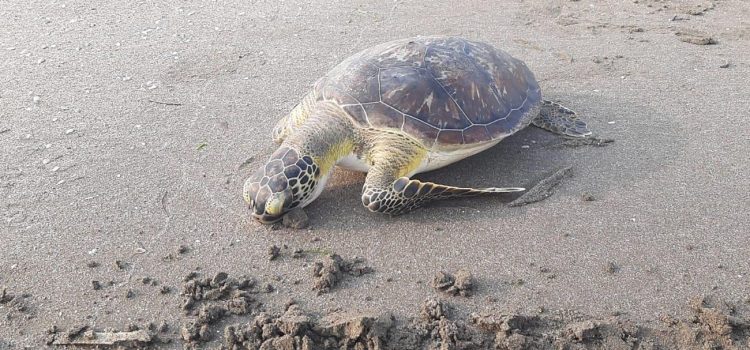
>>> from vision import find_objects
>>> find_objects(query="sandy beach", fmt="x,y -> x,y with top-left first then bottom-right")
1,0 -> 749,348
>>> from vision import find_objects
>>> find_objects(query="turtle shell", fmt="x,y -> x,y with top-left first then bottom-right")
314,36 -> 542,149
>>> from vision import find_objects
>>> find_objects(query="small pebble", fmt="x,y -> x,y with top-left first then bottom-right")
282,208 -> 309,229
605,262 -> 619,274
177,245 -> 189,254
268,245 -> 281,261
292,248 -> 304,259
114,260 -> 129,270
91,281 -> 102,290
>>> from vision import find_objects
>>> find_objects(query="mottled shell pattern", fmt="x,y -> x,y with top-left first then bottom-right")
313,36 -> 542,149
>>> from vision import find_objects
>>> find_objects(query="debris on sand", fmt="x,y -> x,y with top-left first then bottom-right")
312,254 -> 373,294
509,167 -> 573,207
292,248 -> 305,258
581,192 -> 596,201
163,244 -> 190,262
604,261 -> 619,274
114,260 -> 130,270
268,245 -> 281,261
178,244 -> 190,254
0,287 -> 32,319
432,269 -> 475,297
51,328 -> 151,346
0,286 -> 12,303
47,322 -> 172,347
282,207 -> 309,229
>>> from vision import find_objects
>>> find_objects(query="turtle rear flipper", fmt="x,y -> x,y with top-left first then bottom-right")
533,100 -> 592,138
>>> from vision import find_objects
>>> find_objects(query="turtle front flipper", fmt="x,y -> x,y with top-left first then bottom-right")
533,100 -> 592,138
361,131 -> 524,215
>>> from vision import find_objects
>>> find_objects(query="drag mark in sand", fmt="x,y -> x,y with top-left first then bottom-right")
509,166 -> 573,207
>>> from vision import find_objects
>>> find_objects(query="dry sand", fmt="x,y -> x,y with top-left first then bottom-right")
1,0 -> 749,348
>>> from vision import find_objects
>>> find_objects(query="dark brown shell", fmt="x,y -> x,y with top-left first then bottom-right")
314,36 -> 541,148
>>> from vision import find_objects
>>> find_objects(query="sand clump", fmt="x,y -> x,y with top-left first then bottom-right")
0,286 -> 33,321
671,295 -> 750,349
465,295 -> 750,350
312,254 -> 373,294
180,271 -> 266,344
40,268 -> 750,350
223,297 -> 486,350
432,270 -> 475,297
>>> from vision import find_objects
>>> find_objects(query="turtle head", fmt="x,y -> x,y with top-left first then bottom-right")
243,146 -> 323,224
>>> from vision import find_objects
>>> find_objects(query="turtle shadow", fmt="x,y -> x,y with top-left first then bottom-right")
307,92 -> 686,229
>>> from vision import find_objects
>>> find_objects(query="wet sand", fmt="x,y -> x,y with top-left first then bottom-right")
1,0 -> 749,348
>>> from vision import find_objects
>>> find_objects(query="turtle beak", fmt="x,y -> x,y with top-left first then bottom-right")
253,213 -> 283,224
251,189 -> 293,225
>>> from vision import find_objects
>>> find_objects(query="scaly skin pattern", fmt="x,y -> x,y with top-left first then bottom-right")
243,146 -> 321,223
358,128 -> 523,215
272,91 -> 319,144
363,176 -> 523,215
532,100 -> 592,137
244,101 -> 359,223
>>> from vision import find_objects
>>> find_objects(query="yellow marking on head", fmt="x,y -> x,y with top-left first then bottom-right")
265,192 -> 286,216
313,138 -> 356,176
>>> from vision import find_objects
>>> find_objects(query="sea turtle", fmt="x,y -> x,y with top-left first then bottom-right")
244,36 -> 591,224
